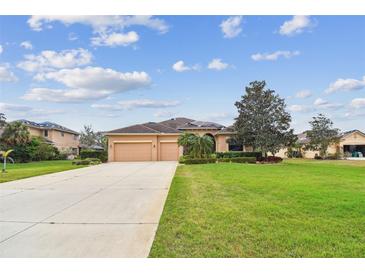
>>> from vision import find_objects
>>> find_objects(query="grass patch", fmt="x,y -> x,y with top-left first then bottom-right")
0,160 -> 85,183
150,159 -> 365,257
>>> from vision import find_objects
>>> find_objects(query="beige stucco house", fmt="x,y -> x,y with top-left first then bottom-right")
18,120 -> 80,154
275,130 -> 365,159
105,117 -> 236,162
106,117 -> 365,162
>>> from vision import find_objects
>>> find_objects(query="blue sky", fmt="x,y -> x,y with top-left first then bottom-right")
0,15 -> 364,133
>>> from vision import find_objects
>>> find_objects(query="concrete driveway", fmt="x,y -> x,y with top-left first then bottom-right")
0,161 -> 177,257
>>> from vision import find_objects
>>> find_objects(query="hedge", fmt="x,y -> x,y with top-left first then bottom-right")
80,149 -> 107,162
184,158 -> 216,165
216,151 -> 262,160
72,158 -> 101,165
230,157 -> 256,163
217,158 -> 231,163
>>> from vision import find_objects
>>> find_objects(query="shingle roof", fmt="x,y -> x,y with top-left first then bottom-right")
342,129 -> 365,137
106,122 -> 179,134
17,119 -> 79,135
158,117 -> 194,129
177,120 -> 225,130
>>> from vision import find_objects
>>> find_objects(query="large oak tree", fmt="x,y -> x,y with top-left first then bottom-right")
234,81 -> 296,156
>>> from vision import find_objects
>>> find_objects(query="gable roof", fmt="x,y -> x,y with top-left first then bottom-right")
16,119 -> 79,135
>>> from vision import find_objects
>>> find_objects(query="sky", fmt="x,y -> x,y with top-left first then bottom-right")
0,15 -> 364,133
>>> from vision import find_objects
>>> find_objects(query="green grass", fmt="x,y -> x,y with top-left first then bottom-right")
0,160 -> 85,183
150,159 -> 365,257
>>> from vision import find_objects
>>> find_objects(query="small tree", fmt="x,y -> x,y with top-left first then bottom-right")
80,125 -> 107,149
306,114 -> 340,157
234,80 -> 294,157
1,149 -> 13,173
0,113 -> 6,128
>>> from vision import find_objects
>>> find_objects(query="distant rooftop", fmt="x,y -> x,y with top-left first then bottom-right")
17,119 -> 79,135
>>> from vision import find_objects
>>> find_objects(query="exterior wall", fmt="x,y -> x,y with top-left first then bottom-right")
48,129 -> 79,153
216,135 -> 229,152
340,131 -> 365,146
27,127 -> 43,137
107,134 -> 181,162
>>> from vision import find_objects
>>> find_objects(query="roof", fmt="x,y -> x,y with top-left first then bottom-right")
177,120 -> 225,130
159,117 -> 194,129
342,129 -> 365,137
106,122 -> 180,134
17,119 -> 79,135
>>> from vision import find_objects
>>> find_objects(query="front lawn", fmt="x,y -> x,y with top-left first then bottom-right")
0,160 -> 85,183
150,159 -> 365,257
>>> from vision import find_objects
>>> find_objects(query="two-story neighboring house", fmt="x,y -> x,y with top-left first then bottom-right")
17,120 -> 80,155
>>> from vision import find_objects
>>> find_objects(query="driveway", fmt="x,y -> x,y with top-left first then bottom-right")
0,162 -> 177,257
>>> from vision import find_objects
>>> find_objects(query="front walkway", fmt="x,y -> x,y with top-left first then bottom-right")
0,162 -> 177,257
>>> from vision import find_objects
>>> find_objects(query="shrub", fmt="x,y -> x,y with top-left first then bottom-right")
80,149 -> 107,162
324,153 -> 340,160
184,158 -> 216,165
216,151 -> 262,160
264,156 -> 283,163
230,157 -> 256,163
179,156 -> 186,164
31,142 -> 58,161
314,154 -> 323,160
54,153 -> 69,160
72,158 -> 101,165
217,158 -> 231,163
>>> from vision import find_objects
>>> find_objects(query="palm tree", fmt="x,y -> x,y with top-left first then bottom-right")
1,149 -> 13,173
178,132 -> 196,155
1,121 -> 30,147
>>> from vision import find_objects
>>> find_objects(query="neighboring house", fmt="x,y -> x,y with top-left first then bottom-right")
105,117 -> 236,162
17,120 -> 80,154
276,129 -> 365,158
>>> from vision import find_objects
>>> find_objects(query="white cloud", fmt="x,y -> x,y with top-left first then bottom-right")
288,104 -> 311,112
0,102 -> 32,112
220,16 -> 243,39
251,50 -> 300,61
0,102 -> 64,117
295,89 -> 312,98
92,99 -> 180,110
154,110 -> 176,118
0,64 -> 18,82
68,32 -> 78,41
17,48 -> 92,72
279,16 -> 314,36
20,41 -> 33,50
350,98 -> 365,108
325,76 -> 365,94
23,67 -> 151,103
91,31 -> 139,47
314,98 -> 343,109
172,60 -> 199,72
207,58 -> 229,71
0,45 -> 3,54
28,15 -> 169,33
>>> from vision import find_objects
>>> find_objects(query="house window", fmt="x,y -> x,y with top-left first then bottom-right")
61,132 -> 64,137
44,130 -> 48,137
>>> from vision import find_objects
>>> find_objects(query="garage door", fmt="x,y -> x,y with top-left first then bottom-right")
160,142 -> 179,161
114,142 -> 152,162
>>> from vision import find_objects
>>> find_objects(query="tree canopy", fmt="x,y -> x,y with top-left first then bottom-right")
79,125 -> 107,149
0,113 -> 6,128
305,114 -> 340,157
234,80 -> 296,156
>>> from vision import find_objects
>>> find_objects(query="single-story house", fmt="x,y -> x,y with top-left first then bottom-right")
105,117 -> 237,162
275,129 -> 365,159
105,117 -> 365,161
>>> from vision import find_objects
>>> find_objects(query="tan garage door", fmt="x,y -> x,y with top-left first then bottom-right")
160,142 -> 179,161
114,142 -> 152,162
